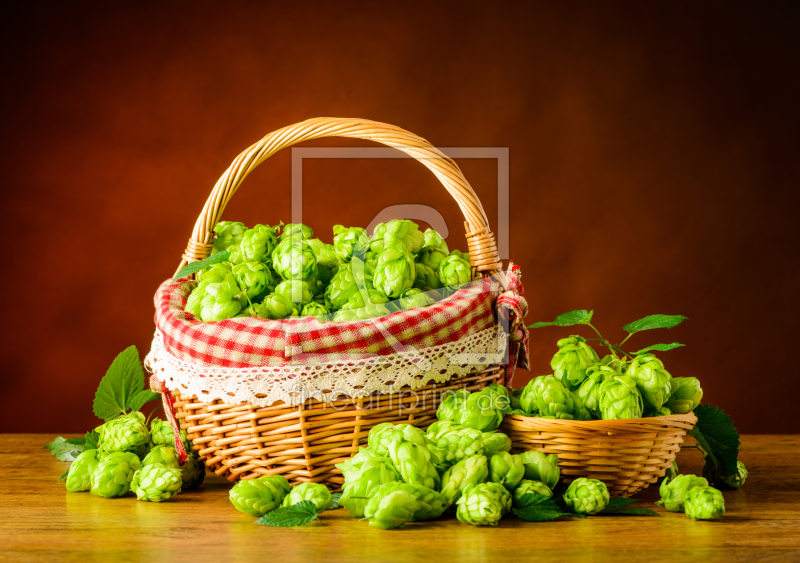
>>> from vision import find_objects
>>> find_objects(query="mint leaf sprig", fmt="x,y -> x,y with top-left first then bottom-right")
528,310 -> 687,361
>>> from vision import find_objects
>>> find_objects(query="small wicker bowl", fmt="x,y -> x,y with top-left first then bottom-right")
500,412 -> 697,497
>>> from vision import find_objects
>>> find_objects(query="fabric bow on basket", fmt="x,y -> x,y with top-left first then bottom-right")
149,375 -> 189,464
495,261 -> 529,386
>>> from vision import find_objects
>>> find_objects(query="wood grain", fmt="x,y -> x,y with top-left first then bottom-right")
1,434 -> 798,563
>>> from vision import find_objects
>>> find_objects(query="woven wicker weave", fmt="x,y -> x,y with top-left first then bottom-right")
170,117 -> 506,487
500,413 -> 697,497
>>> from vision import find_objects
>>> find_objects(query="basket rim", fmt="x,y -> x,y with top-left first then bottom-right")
502,411 -> 697,428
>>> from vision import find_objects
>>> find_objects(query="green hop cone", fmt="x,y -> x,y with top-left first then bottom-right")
365,482 -> 448,523
424,424 -> 485,470
305,238 -> 341,284
232,261 -> 273,300
335,447 -> 380,479
626,353 -> 673,409
373,241 -> 416,298
456,483 -> 506,526
396,288 -> 435,310
324,267 -> 361,311
280,223 -> 313,242
450,249 -> 470,262
512,480 -> 552,507
436,389 -> 470,422
196,261 -> 233,284
368,423 -> 426,457
142,446 -> 180,469
666,377 -> 703,414
212,221 -> 247,253
332,225 -> 369,263
517,377 -> 539,415
703,459 -> 748,490
198,274 -> 243,321
527,375 -> 579,420
90,451 -> 142,498
98,411 -> 149,454
150,418 -> 188,449
482,432 -> 512,457
231,224 -> 278,264
281,482 -> 332,512
488,452 -> 525,491
415,246 -> 449,273
181,455 -> 206,489
370,219 -> 425,255
332,309 -> 359,322
363,487 -> 421,529
563,478 -> 610,515
300,301 -> 330,318
426,420 -> 460,436
551,336 -> 600,391
518,451 -> 560,489
438,254 -> 472,287
389,442 -> 440,489
185,282 -> 208,319
422,228 -> 449,254
65,449 -> 101,493
229,475 -> 292,516
274,279 -> 313,307
255,293 -> 295,319
479,481 -> 513,515
599,375 -> 644,420
339,456 -> 399,517
457,390 -> 505,431
685,485 -> 726,520
346,288 -> 393,319
440,455 -> 489,505
574,395 -> 593,421
272,240 -> 318,281
131,464 -> 182,502
657,474 -> 709,512
412,262 -> 442,291
483,384 -> 512,414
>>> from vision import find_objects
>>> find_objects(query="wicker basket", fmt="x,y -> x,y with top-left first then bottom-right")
500,412 -> 698,497
167,117 -> 508,488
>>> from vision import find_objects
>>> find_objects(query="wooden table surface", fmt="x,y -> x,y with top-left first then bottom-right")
1,434 -> 798,563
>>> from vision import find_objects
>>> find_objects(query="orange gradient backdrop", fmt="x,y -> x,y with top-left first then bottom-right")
0,1 -> 797,433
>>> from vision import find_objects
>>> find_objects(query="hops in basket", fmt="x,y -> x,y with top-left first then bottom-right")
175,219 -> 475,323
518,310 -> 700,421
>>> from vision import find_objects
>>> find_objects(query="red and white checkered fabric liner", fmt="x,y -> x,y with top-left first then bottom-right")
153,278 -> 502,368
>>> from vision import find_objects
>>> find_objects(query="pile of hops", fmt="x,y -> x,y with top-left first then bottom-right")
228,384 -> 591,528
64,413 -> 205,502
512,337 -> 703,420
185,219 -> 473,322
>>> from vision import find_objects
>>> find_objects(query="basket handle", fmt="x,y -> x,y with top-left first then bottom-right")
176,117 -> 503,277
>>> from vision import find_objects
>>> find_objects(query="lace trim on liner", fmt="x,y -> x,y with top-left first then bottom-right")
144,325 -> 507,407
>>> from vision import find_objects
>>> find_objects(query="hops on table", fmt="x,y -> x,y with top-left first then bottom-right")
563,478 -> 610,515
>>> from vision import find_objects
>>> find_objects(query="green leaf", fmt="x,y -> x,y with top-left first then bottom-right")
173,251 -> 231,281
529,310 -> 593,329
623,315 -> 687,334
93,346 -> 145,421
512,493 -> 584,522
327,493 -> 343,510
128,390 -> 160,413
688,404 -> 740,476
43,437 -> 84,462
84,430 -> 100,450
603,497 -> 640,511
597,497 -> 659,516
59,469 -> 70,481
599,506 -> 660,516
255,501 -> 321,527
633,343 -> 686,355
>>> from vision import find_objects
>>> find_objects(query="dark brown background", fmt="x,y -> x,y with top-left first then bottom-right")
1,1 -> 797,433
